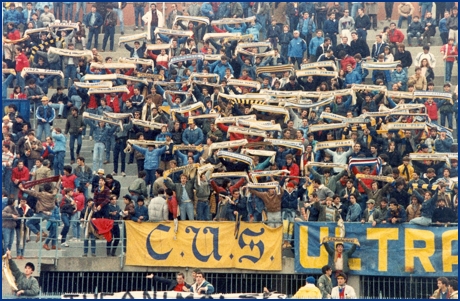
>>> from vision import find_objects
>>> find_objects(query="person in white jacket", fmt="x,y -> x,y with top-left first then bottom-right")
331,272 -> 357,299
148,188 -> 169,221
324,146 -> 353,174
142,3 -> 165,43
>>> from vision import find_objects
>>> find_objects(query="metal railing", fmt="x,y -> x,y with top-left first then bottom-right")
359,275 -> 439,299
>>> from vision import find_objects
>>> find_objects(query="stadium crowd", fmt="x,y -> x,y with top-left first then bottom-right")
1,2 -> 459,262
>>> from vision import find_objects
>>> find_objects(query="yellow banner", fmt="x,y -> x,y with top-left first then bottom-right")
125,221 -> 282,270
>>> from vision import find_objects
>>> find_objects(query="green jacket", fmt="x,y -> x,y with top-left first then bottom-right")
322,242 -> 357,273
317,274 -> 333,298
9,259 -> 40,296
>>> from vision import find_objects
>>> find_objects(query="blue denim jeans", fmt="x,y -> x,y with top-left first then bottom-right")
102,26 -> 115,51
445,61 -> 453,83
36,122 -> 51,141
60,213 -> 71,243
420,3 -> 432,22
440,112 -> 453,129
113,8 -> 124,33
407,32 -> 422,45
113,139 -> 126,173
64,65 -> 77,88
92,142 -> 105,172
74,2 -> 87,22
144,168 -> 156,197
398,15 -> 412,28
2,227 -> 15,252
84,233 -> 96,255
196,201 -> 210,221
26,212 -> 50,235
54,151 -> 65,176
357,28 -> 367,42
179,202 -> 194,221
64,3 -> 73,21
16,73 -> 25,92
150,25 -> 157,43
134,6 -> 144,27
86,27 -> 100,50
48,102 -> 64,116
71,211 -> 81,239
44,223 -> 58,247
69,133 -> 82,161
15,227 -> 26,256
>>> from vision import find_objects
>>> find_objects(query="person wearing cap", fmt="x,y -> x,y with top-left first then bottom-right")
331,272 -> 357,299
318,265 -> 333,298
35,96 -> 55,142
4,249 -> 40,296
360,199 -> 383,226
91,169 -> 106,193
292,276 -> 322,299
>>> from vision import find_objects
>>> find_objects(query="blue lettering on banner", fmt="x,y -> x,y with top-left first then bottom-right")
238,228 -> 265,263
186,226 -> 222,262
146,224 -> 172,260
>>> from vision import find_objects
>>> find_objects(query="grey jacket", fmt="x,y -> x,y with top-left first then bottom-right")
361,208 -> 383,223
310,168 -> 347,194
164,178 -> 194,205
323,241 -> 357,273
195,178 -> 211,200
317,274 -> 333,298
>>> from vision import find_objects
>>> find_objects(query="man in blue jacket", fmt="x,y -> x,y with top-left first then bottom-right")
182,120 -> 204,146
130,142 -> 166,197
288,30 -> 307,68
308,30 -> 324,62
35,96 -> 55,141
84,5 -> 103,50
51,127 -> 66,176
123,40 -> 147,58
297,12 -> 316,56
323,13 -> 339,48
3,3 -> 22,27
209,56 -> 234,80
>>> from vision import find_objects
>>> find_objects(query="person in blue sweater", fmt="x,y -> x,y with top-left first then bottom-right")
288,31 -> 307,68
297,12 -> 316,49
344,64 -> 362,87
51,128 -> 66,176
434,130 -> 453,153
129,142 -> 167,197
439,12 -> 450,45
308,30 -> 324,62
208,56 -> 234,80
390,64 -> 408,91
410,187 -> 438,226
223,22 -> 247,34
245,20 -> 262,42
323,13 -> 339,48
3,3 -> 22,27
132,197 -> 149,221
182,120 -> 204,146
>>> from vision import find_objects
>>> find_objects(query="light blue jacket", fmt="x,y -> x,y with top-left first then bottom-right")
288,37 -> 307,58
51,132 -> 66,152
309,36 -> 324,57
132,145 -> 167,170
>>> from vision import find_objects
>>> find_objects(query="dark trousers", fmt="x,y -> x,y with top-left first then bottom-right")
113,138 -> 126,173
106,223 -> 120,255
150,25 -> 157,43
102,25 -> 115,51
69,133 -> 82,161
86,27 -> 99,50
137,159 -> 145,174
385,2 -> 393,19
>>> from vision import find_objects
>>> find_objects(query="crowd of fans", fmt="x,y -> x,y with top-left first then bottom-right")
1,2 -> 459,261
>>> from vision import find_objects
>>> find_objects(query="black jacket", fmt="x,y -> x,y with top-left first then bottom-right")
350,39 -> 370,57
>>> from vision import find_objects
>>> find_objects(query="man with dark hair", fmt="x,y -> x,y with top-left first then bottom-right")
322,239 -> 358,287
189,271 -> 215,295
84,5 -> 103,50
432,199 -> 457,224
317,265 -> 333,298
448,279 -> 458,299
146,272 -> 192,291
4,250 -> 40,296
385,199 -> 407,224
331,272 -> 357,299
101,4 -> 118,52
65,107 -> 85,164
431,277 -> 450,299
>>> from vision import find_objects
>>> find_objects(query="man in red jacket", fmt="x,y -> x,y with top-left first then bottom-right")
14,47 -> 30,91
283,154 -> 300,185
388,22 -> 405,51
11,160 -> 30,199
424,98 -> 438,124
